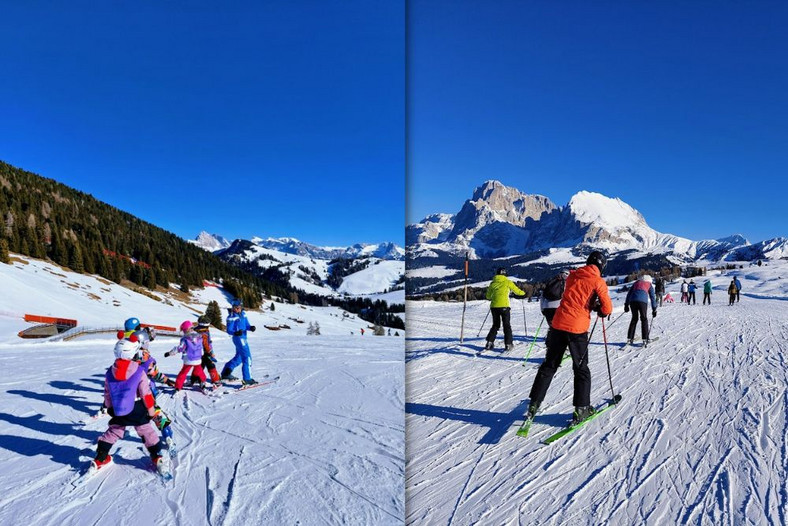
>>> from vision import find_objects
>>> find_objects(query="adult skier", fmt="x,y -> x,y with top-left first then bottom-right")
220,299 -> 258,386
680,280 -> 689,303
703,279 -> 713,305
728,279 -> 738,306
686,280 -> 697,305
540,270 -> 569,328
733,276 -> 742,302
624,274 -> 657,345
484,267 -> 526,352
654,277 -> 665,307
91,337 -> 171,477
526,251 -> 613,425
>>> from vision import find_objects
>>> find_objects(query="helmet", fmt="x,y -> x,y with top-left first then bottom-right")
180,320 -> 193,333
198,315 -> 210,326
496,267 -> 507,276
124,317 -> 141,331
642,275 -> 653,283
231,299 -> 243,307
114,338 -> 141,360
586,251 -> 607,273
132,329 -> 152,350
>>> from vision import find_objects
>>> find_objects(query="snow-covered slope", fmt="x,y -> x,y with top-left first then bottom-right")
220,237 -> 405,304
0,254 -> 404,524
405,260 -> 788,524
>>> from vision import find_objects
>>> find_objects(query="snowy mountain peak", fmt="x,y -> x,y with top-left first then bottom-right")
567,191 -> 646,230
717,234 -> 749,246
189,231 -> 231,252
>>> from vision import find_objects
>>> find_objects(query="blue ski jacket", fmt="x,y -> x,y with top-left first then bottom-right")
625,279 -> 657,309
226,309 -> 252,335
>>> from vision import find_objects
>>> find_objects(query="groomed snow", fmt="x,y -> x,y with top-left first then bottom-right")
406,259 -> 788,524
0,255 -> 404,525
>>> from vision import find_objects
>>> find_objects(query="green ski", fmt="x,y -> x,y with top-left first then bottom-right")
515,414 -> 535,438
542,394 -> 622,445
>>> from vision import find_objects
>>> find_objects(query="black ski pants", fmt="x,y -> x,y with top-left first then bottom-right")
627,301 -> 650,341
703,292 -> 711,305
688,291 -> 696,305
486,307 -> 513,345
529,328 -> 591,407
729,293 -> 736,305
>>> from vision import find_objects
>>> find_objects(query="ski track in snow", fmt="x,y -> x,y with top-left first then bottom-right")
0,335 -> 404,526
406,291 -> 788,525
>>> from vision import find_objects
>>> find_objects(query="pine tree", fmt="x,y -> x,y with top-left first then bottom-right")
205,300 -> 223,329
69,241 -> 84,273
0,238 -> 9,264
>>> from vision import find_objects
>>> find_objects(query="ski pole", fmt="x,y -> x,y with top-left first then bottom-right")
522,316 -> 544,365
521,298 -> 527,340
601,317 -> 617,403
606,311 -> 626,330
587,317 -> 598,343
476,307 -> 491,338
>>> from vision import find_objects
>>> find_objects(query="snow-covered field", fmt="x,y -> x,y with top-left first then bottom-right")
406,260 -> 788,525
0,256 -> 404,525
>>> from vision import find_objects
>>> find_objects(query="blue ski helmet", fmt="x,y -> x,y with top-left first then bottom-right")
124,317 -> 141,331
231,299 -> 243,307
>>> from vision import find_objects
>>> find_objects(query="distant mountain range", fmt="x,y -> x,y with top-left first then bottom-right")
189,232 -> 405,301
407,180 -> 788,295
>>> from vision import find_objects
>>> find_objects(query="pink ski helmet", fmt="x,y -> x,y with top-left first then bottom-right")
180,320 -> 193,332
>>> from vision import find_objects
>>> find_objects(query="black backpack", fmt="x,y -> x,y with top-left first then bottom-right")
543,274 -> 566,302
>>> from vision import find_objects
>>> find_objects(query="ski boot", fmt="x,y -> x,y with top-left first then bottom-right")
526,401 -> 540,419
571,406 -> 596,426
505,343 -> 514,352
91,454 -> 112,471
152,454 -> 172,480
626,338 -> 633,345
221,368 -> 239,382
242,378 -> 258,387
484,341 -> 494,351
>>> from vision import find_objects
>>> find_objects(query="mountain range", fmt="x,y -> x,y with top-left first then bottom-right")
407,180 -> 788,294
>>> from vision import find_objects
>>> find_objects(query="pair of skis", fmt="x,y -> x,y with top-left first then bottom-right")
516,394 -> 622,444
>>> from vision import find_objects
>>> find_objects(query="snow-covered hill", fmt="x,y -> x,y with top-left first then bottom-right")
405,259 -> 788,524
0,254 -> 404,524
217,237 -> 405,304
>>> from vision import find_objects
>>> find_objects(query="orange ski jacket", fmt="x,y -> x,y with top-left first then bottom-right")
551,264 -> 613,334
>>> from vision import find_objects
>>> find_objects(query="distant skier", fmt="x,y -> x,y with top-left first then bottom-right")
733,276 -> 742,302
90,336 -> 171,477
360,328 -> 365,336
220,299 -> 258,386
728,279 -> 738,306
703,280 -> 713,305
526,251 -> 613,425
680,280 -> 689,303
654,277 -> 665,307
166,321 -> 211,391
540,270 -> 569,328
190,316 -> 222,386
484,267 -> 526,352
687,280 -> 697,305
624,275 -> 657,345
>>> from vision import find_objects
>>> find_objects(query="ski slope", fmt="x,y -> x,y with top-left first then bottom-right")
406,262 -> 788,525
0,256 -> 404,525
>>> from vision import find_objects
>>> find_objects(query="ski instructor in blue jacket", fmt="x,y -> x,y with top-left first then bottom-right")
220,299 -> 258,386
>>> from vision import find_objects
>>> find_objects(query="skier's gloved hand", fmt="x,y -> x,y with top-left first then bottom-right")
164,347 -> 177,357
652,309 -> 657,317
624,304 -> 630,313
233,330 -> 243,336
249,326 -> 256,332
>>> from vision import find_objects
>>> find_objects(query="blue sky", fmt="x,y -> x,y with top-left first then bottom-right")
1,2 -> 403,247
408,1 -> 788,243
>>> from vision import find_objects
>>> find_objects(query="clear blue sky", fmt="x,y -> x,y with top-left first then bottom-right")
1,2 -> 403,247
408,1 -> 788,243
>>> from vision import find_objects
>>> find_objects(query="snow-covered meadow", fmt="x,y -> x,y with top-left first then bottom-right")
406,260 -> 788,525
0,255 -> 404,525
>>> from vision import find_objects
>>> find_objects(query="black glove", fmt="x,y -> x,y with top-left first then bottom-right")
624,304 -> 629,313
249,326 -> 256,332
233,330 -> 243,336
652,309 -> 657,317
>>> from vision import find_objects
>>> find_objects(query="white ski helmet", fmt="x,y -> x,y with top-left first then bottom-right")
642,275 -> 653,283
132,329 -> 152,350
114,338 -> 141,360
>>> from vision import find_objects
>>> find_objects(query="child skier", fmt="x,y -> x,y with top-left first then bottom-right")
167,321 -> 210,391
90,336 -> 171,477
190,315 -> 222,386
220,299 -> 258,386
132,328 -> 176,453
